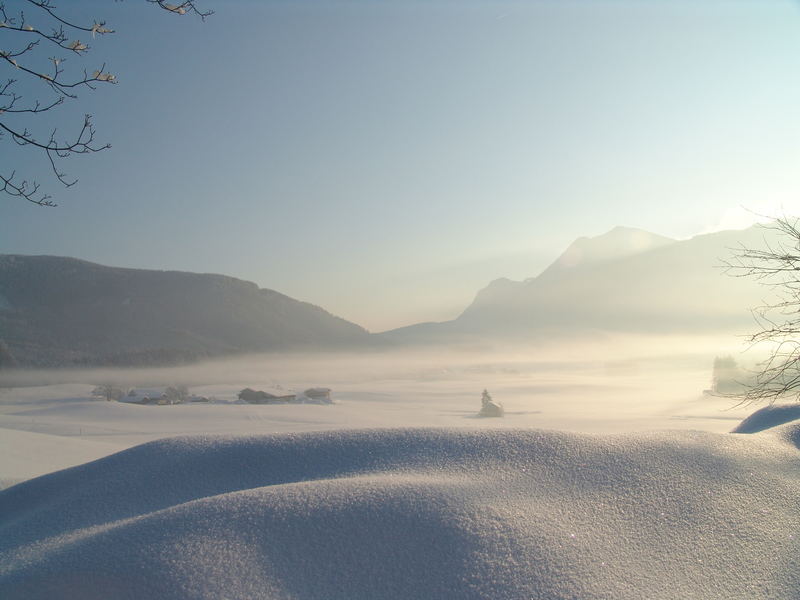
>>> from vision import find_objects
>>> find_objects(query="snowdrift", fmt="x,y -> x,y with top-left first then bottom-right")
731,403 -> 800,434
3,426 -> 800,599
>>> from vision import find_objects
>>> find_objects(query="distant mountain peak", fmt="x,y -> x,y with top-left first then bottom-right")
463,226 -> 676,315
543,226 -> 675,273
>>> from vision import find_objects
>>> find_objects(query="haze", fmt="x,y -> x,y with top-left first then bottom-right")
2,0 -> 800,330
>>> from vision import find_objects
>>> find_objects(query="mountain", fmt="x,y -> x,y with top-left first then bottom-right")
381,225 -> 773,343
1,225 -> 780,364
539,226 -> 675,275
0,255 -> 369,367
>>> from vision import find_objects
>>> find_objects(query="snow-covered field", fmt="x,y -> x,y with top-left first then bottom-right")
2,339 -> 791,598
0,340 -> 750,485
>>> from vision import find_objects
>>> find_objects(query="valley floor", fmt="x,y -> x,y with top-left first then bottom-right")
3,343 -> 797,599
0,341 -> 752,487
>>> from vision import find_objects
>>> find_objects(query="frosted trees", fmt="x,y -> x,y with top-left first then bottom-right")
0,0 -> 210,206
725,217 -> 800,403
92,384 -> 124,401
164,385 -> 189,404
710,356 -> 747,395
478,389 -> 504,417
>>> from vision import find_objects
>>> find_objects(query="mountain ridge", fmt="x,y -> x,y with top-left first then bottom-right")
0,254 -> 370,367
537,225 -> 676,278
1,224 -> 778,364
381,225 -> 772,343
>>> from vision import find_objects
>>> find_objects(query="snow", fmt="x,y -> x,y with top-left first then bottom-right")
731,403 -> 800,433
0,368 -> 750,484
2,426 -> 800,598
2,342 -> 799,598
0,429 -> 124,490
0,337 -> 753,456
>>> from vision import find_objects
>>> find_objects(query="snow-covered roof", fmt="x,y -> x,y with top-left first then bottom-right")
118,388 -> 166,403
303,387 -> 331,396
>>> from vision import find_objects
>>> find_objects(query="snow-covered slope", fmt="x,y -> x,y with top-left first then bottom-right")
3,425 -> 800,599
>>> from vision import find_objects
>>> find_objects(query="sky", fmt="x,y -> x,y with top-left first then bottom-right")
2,0 -> 800,332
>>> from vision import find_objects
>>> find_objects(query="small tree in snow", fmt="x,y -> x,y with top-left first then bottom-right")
164,385 -> 188,404
92,384 -> 124,401
711,356 -> 745,395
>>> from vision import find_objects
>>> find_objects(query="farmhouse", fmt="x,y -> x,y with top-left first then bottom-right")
303,388 -> 332,404
238,388 -> 297,404
120,388 -> 167,405
237,387 -> 333,404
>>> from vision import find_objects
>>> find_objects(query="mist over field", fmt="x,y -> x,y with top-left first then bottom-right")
0,332 -> 759,452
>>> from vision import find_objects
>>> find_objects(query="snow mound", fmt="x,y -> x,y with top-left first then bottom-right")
731,404 -> 800,433
3,428 -> 800,599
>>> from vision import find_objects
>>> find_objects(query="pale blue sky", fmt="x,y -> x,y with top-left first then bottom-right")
2,0 -> 800,331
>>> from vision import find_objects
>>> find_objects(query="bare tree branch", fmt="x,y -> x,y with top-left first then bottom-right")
1,0 -> 209,207
146,1 -> 213,20
723,216 -> 800,404
0,170 -> 54,205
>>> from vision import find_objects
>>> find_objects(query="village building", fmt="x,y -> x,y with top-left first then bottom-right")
238,388 -> 298,404
303,388 -> 332,404
119,388 -> 167,405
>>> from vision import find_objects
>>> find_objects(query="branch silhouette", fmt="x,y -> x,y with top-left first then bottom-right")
0,0 -> 211,206
723,216 -> 800,404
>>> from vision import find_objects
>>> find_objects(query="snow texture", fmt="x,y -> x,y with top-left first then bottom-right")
3,425 -> 800,599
